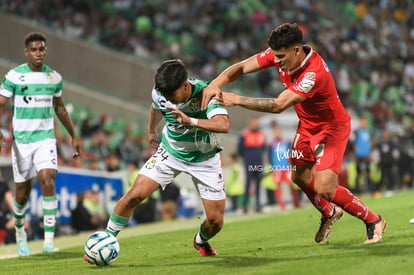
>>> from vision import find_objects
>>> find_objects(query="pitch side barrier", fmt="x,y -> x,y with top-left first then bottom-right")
30,167 -> 127,225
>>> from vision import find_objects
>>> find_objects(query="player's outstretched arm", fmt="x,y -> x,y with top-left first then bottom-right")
201,54 -> 263,110
221,89 -> 306,114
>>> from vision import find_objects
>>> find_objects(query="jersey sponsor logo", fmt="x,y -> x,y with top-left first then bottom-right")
34,97 -> 52,103
296,78 -> 315,93
23,96 -> 52,104
199,185 -> 222,194
21,86 -> 28,92
304,72 -> 316,80
23,96 -> 32,104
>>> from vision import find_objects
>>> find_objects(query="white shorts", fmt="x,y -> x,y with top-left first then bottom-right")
12,138 -> 58,182
139,147 -> 226,201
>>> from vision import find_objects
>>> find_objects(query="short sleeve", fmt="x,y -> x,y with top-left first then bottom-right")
256,48 -> 276,68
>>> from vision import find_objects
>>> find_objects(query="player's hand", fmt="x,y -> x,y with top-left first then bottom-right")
72,136 -> 82,159
166,107 -> 190,124
148,132 -> 160,148
218,92 -> 241,107
201,85 -> 222,110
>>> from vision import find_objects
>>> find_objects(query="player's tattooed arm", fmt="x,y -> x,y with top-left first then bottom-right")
220,89 -> 306,114
239,97 -> 280,113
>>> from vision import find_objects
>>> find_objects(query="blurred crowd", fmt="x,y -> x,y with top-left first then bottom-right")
0,0 -> 414,238
1,0 -> 413,124
1,0 -> 413,155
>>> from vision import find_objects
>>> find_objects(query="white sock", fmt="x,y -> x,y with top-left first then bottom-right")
42,196 -> 57,242
195,233 -> 205,244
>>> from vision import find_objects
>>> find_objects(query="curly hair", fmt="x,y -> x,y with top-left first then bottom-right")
267,23 -> 303,50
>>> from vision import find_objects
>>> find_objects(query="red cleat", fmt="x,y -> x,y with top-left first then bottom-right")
84,254 -> 95,265
193,236 -> 218,256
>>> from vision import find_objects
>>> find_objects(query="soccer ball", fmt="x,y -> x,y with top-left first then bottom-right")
84,231 -> 120,266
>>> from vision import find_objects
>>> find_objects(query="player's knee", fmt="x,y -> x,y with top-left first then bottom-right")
206,215 -> 224,230
314,185 -> 336,201
124,192 -> 147,209
320,192 -> 334,201
291,174 -> 307,187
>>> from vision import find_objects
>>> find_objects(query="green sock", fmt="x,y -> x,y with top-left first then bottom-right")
106,213 -> 130,236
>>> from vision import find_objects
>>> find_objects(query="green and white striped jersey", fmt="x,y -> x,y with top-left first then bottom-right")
152,78 -> 228,162
0,63 -> 62,143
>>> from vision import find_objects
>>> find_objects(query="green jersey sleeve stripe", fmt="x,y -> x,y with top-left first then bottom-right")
0,87 -> 13,98
1,78 -> 15,94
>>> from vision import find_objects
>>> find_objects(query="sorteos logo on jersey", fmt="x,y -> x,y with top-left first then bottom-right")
23,96 -> 52,104
33,97 -> 52,103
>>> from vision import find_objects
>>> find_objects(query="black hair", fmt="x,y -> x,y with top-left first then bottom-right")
154,59 -> 187,98
24,32 -> 46,47
267,23 -> 303,50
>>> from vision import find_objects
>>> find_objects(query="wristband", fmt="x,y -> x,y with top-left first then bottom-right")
189,117 -> 199,127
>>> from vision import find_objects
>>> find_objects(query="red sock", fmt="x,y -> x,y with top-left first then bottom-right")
275,186 -> 286,210
332,185 -> 379,223
290,186 -> 300,208
300,175 -> 334,217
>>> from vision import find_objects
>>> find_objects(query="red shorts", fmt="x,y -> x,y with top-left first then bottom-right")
289,121 -> 351,174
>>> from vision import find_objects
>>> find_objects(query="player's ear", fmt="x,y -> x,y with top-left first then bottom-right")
295,46 -> 300,56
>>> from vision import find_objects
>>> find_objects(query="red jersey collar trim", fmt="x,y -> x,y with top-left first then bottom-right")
288,45 -> 313,75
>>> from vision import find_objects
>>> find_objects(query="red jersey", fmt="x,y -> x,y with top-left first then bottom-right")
256,46 -> 350,132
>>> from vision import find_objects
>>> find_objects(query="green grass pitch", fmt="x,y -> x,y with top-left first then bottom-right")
1,190 -> 414,275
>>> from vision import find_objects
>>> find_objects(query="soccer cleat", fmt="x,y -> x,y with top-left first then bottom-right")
364,216 -> 387,244
16,232 -> 30,256
84,254 -> 95,265
42,241 -> 60,253
315,206 -> 344,243
409,217 -> 414,224
193,236 -> 218,256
